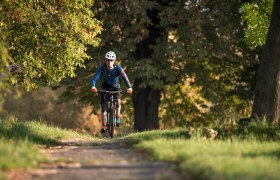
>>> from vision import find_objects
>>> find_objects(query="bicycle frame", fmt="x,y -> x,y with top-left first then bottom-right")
99,90 -> 122,138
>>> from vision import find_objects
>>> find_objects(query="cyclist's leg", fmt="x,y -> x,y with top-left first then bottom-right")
101,94 -> 107,126
116,100 -> 121,117
115,93 -> 122,126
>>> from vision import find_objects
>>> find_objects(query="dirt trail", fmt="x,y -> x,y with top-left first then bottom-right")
9,138 -> 185,180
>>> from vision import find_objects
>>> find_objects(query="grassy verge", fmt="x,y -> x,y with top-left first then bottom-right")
0,139 -> 41,170
125,129 -> 280,180
0,115 -> 92,179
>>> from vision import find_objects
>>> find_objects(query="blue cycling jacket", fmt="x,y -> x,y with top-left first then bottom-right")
91,64 -> 132,90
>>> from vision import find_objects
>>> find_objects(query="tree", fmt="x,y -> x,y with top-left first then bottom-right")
0,0 -> 102,90
67,0 -> 257,131
251,0 -> 280,124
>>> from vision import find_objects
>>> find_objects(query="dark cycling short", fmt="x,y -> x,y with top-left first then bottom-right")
101,89 -> 121,112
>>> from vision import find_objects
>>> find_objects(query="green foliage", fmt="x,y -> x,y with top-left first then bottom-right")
242,0 -> 273,48
125,129 -> 280,180
0,0 -> 102,90
160,79 -> 206,127
236,118 -> 280,141
209,115 -> 280,141
0,43 -> 10,73
0,87 -> 83,130
156,1 -> 258,127
64,0 -> 259,128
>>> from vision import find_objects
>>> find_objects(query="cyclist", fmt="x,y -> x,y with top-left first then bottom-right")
91,51 -> 132,132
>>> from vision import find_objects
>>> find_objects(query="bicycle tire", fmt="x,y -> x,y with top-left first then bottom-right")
106,110 -> 111,137
110,105 -> 116,138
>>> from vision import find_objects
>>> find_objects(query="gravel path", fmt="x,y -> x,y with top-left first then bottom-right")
9,138 -> 185,180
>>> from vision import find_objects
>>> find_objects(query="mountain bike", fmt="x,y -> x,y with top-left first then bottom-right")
98,89 -> 122,138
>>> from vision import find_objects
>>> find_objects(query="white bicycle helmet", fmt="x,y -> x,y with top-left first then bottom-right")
105,51 -> 116,60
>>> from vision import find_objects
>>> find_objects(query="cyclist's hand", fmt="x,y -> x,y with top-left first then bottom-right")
91,86 -> 97,93
127,88 -> 133,94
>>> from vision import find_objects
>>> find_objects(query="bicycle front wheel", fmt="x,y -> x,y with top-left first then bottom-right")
108,108 -> 115,138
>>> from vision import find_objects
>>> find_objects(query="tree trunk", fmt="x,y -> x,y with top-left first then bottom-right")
132,4 -> 163,131
251,0 -> 280,124
132,78 -> 161,131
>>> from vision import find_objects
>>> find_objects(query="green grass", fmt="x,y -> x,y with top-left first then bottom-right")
0,139 -> 42,170
0,115 -> 91,145
0,115 -> 93,179
125,129 -> 280,180
217,119 -> 280,141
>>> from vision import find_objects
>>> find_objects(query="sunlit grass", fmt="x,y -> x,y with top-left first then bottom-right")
125,129 -> 280,180
0,115 -> 92,145
0,115 -> 93,177
0,139 -> 43,170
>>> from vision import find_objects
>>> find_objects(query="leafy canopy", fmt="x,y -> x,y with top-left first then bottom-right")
66,0 -> 257,127
0,0 -> 102,90
242,0 -> 273,48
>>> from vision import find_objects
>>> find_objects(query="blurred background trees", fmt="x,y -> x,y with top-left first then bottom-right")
0,0 -> 277,133
65,0 -> 260,131
0,87 -> 102,134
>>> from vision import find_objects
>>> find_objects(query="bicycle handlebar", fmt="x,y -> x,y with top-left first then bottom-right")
98,89 -> 123,94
